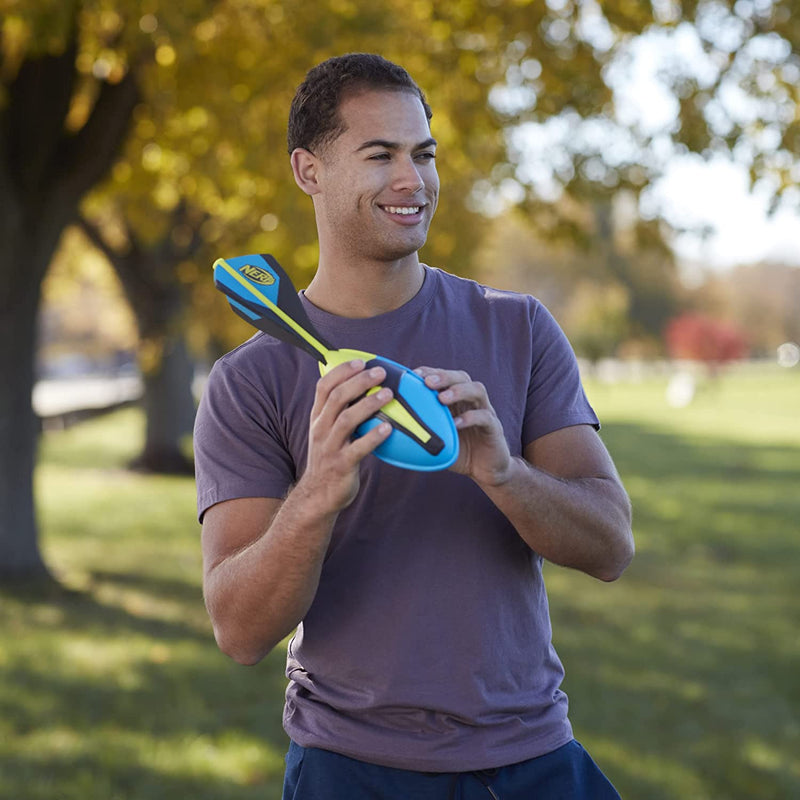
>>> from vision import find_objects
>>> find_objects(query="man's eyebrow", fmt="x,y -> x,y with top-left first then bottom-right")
356,137 -> 437,152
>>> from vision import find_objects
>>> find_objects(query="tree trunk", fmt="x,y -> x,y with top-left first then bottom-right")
133,334 -> 196,474
0,275 -> 49,579
78,208 -> 204,476
0,201 -> 69,581
0,34 -> 140,581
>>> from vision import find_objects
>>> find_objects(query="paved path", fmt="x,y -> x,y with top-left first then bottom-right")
32,375 -> 143,418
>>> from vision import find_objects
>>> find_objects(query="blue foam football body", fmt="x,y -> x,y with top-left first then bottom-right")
352,356 -> 460,472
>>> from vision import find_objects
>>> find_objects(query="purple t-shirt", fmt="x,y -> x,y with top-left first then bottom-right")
194,266 -> 599,772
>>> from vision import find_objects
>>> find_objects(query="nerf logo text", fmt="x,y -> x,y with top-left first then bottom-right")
238,264 -> 275,285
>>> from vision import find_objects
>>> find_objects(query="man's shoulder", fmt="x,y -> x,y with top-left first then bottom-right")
210,332 -> 300,386
430,266 -> 543,315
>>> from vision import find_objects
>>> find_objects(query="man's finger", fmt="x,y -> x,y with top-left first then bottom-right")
333,386 -> 394,439
415,366 -> 471,390
313,362 -> 386,423
437,380 -> 489,408
345,419 -> 393,461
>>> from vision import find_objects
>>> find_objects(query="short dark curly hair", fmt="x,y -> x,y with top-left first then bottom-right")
287,53 -> 433,155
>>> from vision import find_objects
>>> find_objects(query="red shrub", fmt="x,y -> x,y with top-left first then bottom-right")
665,314 -> 749,364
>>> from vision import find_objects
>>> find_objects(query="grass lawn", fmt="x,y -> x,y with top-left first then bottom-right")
1,363 -> 798,798
561,363 -> 800,798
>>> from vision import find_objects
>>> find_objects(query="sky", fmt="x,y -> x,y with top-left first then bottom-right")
508,10 -> 800,275
619,21 -> 800,271
649,155 -> 800,270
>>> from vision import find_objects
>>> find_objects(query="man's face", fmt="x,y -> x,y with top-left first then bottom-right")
313,89 -> 439,263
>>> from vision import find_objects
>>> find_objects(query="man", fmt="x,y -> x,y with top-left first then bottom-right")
194,53 -> 634,799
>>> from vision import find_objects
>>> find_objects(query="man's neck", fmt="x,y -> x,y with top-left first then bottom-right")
304,254 -> 425,318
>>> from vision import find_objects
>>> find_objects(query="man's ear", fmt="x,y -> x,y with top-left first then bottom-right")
291,148 -> 322,196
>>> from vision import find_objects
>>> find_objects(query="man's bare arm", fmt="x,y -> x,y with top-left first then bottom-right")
201,360 -> 393,665
417,367 -> 633,581
482,425 -> 633,581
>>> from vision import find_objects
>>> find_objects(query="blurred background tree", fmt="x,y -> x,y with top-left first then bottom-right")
39,227 -> 137,371
1,2 -> 140,578
687,261 -> 800,357
665,312 -> 749,373
3,0 -> 800,580
0,0 -> 631,579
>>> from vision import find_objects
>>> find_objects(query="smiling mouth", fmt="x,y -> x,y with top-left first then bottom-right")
381,205 -> 423,216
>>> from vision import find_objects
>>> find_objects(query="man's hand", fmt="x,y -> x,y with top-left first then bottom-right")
201,359 -> 395,665
415,366 -> 513,487
302,359 -> 394,513
416,366 -> 633,581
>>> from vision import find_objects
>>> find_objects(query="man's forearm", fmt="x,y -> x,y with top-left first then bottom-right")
203,361 -> 395,666
477,456 -> 634,581
204,482 -> 339,665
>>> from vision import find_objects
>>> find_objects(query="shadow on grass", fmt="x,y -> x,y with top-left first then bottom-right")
602,421 -> 800,564
89,568 -> 207,605
0,751 -> 284,800
4,418 -> 799,799
602,419 -> 799,479
1,573 -> 291,800
549,421 -> 800,800
1,575 -> 207,643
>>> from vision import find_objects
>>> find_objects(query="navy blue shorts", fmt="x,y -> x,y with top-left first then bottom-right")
282,739 -> 621,799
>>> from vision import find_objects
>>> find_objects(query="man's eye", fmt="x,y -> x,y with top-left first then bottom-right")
369,153 -> 391,161
416,152 -> 436,161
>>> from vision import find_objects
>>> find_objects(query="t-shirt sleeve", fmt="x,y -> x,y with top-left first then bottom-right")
193,356 -> 296,521
522,301 -> 599,446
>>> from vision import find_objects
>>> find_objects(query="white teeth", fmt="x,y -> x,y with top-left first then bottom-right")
384,206 -> 420,215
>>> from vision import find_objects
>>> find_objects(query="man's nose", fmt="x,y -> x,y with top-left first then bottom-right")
392,157 -> 425,193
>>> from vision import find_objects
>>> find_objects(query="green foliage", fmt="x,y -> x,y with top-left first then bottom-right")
1,366 -> 798,798
5,0 -> 799,574
563,280 -> 631,361
4,0 -> 670,354
7,0 -> 800,313
40,227 -> 137,365
14,0 -> 799,356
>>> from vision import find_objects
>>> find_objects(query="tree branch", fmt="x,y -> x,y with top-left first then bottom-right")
5,39 -> 78,200
75,214 -> 120,265
54,67 -> 141,204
